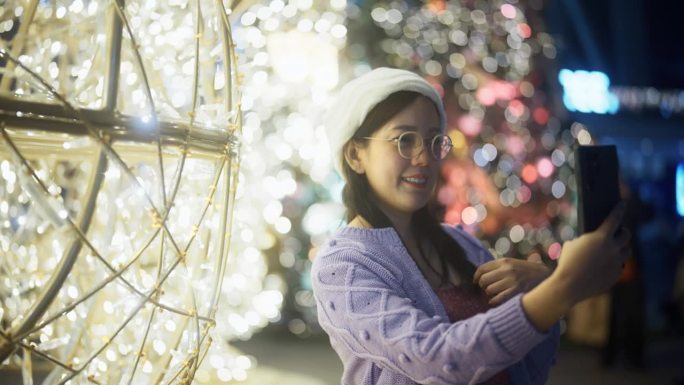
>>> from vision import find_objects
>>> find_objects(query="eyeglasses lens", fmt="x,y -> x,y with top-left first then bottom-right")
396,132 -> 452,160
432,135 -> 452,160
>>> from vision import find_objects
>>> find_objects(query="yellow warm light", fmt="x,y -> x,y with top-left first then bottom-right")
0,1 -> 278,384
267,30 -> 339,90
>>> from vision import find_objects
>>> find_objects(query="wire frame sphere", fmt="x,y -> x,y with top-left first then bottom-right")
0,1 -> 243,383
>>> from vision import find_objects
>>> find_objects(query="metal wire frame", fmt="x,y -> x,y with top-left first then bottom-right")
0,0 -> 242,383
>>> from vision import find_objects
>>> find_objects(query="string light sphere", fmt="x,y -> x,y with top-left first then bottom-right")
0,1 -> 273,383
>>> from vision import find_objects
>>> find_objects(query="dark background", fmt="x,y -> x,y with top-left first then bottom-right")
546,0 -> 684,335
547,0 -> 684,88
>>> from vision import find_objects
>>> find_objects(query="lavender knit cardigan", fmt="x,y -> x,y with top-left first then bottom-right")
311,225 -> 560,385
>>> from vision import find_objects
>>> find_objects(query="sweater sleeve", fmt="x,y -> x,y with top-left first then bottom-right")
442,224 -> 561,384
312,246 -> 551,385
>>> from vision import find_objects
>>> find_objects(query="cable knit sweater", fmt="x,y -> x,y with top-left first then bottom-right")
311,224 -> 560,385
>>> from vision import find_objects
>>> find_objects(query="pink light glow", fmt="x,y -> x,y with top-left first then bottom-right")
517,23 -> 532,39
444,208 -> 461,224
477,81 -> 518,106
430,80 -> 445,98
506,136 -> 525,156
476,87 -> 497,106
493,81 -> 518,100
501,4 -> 516,19
508,99 -> 526,118
457,114 -> 483,137
437,185 -> 454,206
533,107 -> 549,124
536,157 -> 554,178
548,242 -> 562,260
517,185 -> 532,203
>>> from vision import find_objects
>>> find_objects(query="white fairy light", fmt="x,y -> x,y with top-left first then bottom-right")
0,0 -> 282,384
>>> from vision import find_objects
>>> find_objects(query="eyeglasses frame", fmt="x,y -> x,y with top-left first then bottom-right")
361,131 -> 453,160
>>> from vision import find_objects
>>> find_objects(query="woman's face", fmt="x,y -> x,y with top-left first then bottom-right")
353,96 -> 442,220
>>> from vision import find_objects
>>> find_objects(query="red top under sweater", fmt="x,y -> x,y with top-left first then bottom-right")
434,286 -> 512,385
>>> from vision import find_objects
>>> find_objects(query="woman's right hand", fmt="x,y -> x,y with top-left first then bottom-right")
521,202 -> 632,332
554,202 -> 632,304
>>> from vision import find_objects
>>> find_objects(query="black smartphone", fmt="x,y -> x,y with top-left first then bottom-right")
574,145 -> 621,234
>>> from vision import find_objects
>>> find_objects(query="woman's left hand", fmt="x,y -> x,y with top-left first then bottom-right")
474,257 -> 552,306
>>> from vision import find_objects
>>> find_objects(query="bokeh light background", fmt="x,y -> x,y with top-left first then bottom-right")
1,0 -> 602,382
236,0 -> 591,336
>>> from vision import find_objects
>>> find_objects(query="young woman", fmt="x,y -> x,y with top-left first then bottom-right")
312,67 -> 631,385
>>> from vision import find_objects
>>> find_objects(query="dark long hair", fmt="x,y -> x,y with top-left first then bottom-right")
341,91 -> 477,289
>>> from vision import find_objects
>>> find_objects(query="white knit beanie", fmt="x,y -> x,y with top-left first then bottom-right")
325,67 -> 446,178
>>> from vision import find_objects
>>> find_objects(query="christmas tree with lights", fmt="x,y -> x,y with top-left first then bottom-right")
343,0 -> 582,262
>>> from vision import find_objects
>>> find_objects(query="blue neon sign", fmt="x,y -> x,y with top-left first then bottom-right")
677,162 -> 684,217
558,69 -> 620,114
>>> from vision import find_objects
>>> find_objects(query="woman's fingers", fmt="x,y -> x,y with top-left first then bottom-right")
473,259 -> 500,283
488,287 -> 517,306
476,268 -> 503,289
475,258 -> 550,295
481,277 -> 516,296
475,259 -> 514,288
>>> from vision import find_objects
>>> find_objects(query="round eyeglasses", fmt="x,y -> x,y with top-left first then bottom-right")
362,131 -> 453,160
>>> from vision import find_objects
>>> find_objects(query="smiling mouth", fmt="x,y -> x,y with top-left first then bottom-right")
401,176 -> 428,187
